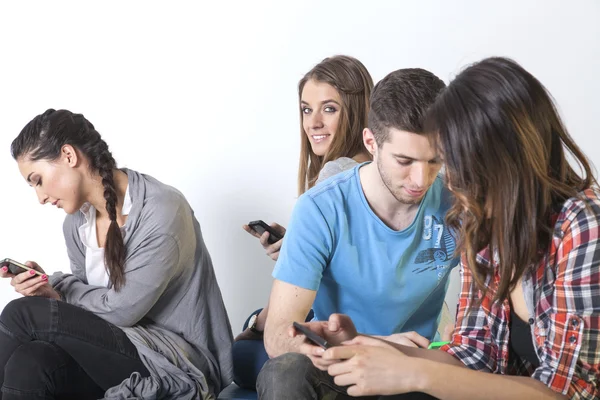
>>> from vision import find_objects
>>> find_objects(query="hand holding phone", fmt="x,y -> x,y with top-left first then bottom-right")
293,321 -> 331,349
246,220 -> 285,245
1,258 -> 44,276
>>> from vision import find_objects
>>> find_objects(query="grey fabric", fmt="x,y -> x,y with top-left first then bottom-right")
50,169 -> 233,399
315,157 -> 359,185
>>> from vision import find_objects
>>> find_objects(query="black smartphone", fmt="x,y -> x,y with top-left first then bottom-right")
293,321 -> 330,349
248,220 -> 284,245
1,258 -> 43,276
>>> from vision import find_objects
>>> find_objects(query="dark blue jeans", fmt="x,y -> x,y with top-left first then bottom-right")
0,297 -> 150,400
232,308 -> 315,390
257,353 -> 438,400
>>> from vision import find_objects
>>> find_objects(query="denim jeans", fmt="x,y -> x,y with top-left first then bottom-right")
0,296 -> 150,400
256,353 -> 438,400
232,308 -> 314,390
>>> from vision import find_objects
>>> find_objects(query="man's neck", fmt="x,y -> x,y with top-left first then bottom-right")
359,163 -> 422,231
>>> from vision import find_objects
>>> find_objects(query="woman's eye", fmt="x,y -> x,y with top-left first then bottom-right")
324,106 -> 337,113
302,107 -> 311,114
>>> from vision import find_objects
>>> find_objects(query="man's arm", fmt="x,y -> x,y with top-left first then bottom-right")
264,279 -> 316,358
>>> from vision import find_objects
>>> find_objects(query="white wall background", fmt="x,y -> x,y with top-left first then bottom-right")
0,0 -> 598,332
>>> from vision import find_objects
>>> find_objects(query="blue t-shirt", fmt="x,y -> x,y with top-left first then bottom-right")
273,164 -> 459,339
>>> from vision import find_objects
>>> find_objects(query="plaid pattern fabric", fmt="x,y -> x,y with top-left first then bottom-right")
442,189 -> 600,399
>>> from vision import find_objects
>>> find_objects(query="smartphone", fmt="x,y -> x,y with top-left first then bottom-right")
293,321 -> 330,349
248,220 -> 284,245
1,258 -> 43,276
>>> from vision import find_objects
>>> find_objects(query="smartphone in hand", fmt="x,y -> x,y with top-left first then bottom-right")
1,258 -> 43,276
248,220 -> 284,245
293,321 -> 331,349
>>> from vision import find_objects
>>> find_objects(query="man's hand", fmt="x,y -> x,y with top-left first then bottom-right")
374,331 -> 430,348
290,313 -> 358,371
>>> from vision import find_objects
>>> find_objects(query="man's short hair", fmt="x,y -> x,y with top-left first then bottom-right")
368,68 -> 446,145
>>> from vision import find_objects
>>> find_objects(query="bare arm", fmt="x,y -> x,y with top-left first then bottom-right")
419,360 -> 566,400
325,337 -> 566,399
263,279 -> 316,358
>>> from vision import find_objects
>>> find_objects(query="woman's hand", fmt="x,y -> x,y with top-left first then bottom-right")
242,223 -> 286,261
324,335 -> 427,397
1,261 -> 60,300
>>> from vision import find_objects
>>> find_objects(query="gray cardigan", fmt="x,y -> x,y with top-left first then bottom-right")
315,157 -> 359,185
50,169 -> 233,399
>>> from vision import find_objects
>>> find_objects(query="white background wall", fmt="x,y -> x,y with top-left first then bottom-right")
0,0 -> 598,332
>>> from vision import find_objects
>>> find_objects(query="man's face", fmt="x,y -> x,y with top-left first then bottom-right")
373,127 -> 442,204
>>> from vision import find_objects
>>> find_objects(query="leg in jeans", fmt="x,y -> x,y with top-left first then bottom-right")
0,297 -> 150,399
257,352 -> 348,400
256,353 -> 438,400
3,341 -> 105,400
233,308 -> 315,390
232,339 -> 269,389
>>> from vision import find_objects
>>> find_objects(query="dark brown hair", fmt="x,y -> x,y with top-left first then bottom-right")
426,57 -> 597,304
297,55 -> 373,194
12,109 -> 127,290
369,68 -> 446,145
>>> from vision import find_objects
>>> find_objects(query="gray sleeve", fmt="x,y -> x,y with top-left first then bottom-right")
52,234 -> 180,327
316,161 -> 344,185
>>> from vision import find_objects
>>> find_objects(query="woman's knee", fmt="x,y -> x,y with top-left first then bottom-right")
4,341 -> 68,392
0,297 -> 51,338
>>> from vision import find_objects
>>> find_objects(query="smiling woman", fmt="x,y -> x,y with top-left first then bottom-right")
234,55 -> 374,391
297,55 -> 374,193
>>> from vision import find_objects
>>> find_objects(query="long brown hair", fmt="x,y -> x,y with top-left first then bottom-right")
297,55 -> 373,195
12,109 -> 127,291
426,57 -> 597,304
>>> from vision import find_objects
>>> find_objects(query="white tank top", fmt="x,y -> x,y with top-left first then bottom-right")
78,185 -> 132,287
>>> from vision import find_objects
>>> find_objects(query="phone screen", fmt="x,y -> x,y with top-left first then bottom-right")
248,220 -> 283,244
293,322 -> 330,349
1,259 -> 41,275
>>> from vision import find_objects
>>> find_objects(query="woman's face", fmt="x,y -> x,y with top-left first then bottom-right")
301,79 -> 342,156
16,145 -> 85,215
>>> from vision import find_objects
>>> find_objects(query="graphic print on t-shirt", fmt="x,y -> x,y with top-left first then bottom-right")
412,215 -> 455,280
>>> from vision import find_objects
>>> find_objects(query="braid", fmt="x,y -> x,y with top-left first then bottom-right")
94,140 -> 126,290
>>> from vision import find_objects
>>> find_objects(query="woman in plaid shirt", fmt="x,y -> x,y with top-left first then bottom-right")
296,57 -> 600,400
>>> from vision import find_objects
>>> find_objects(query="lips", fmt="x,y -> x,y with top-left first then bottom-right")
311,134 -> 330,144
404,188 -> 425,197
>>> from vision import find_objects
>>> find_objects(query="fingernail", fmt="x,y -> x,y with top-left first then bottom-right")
30,270 -> 36,275
315,348 -> 325,355
1,267 -> 7,272
42,275 -> 48,280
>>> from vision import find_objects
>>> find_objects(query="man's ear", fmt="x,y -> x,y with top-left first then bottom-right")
60,144 -> 79,167
363,128 -> 377,155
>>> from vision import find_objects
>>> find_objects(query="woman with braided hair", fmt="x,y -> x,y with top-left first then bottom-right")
0,109 -> 233,400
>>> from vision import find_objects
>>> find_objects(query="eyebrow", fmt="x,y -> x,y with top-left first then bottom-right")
393,153 -> 440,162
300,99 -> 341,106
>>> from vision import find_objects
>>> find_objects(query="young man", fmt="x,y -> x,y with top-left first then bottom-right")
257,68 -> 458,399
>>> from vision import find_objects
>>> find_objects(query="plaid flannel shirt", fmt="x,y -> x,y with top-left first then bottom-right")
442,189 -> 600,399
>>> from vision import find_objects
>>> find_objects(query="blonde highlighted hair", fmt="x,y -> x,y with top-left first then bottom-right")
297,55 -> 373,195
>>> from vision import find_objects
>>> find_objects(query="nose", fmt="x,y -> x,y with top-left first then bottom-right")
35,187 -> 48,205
307,111 -> 324,130
410,163 -> 430,188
